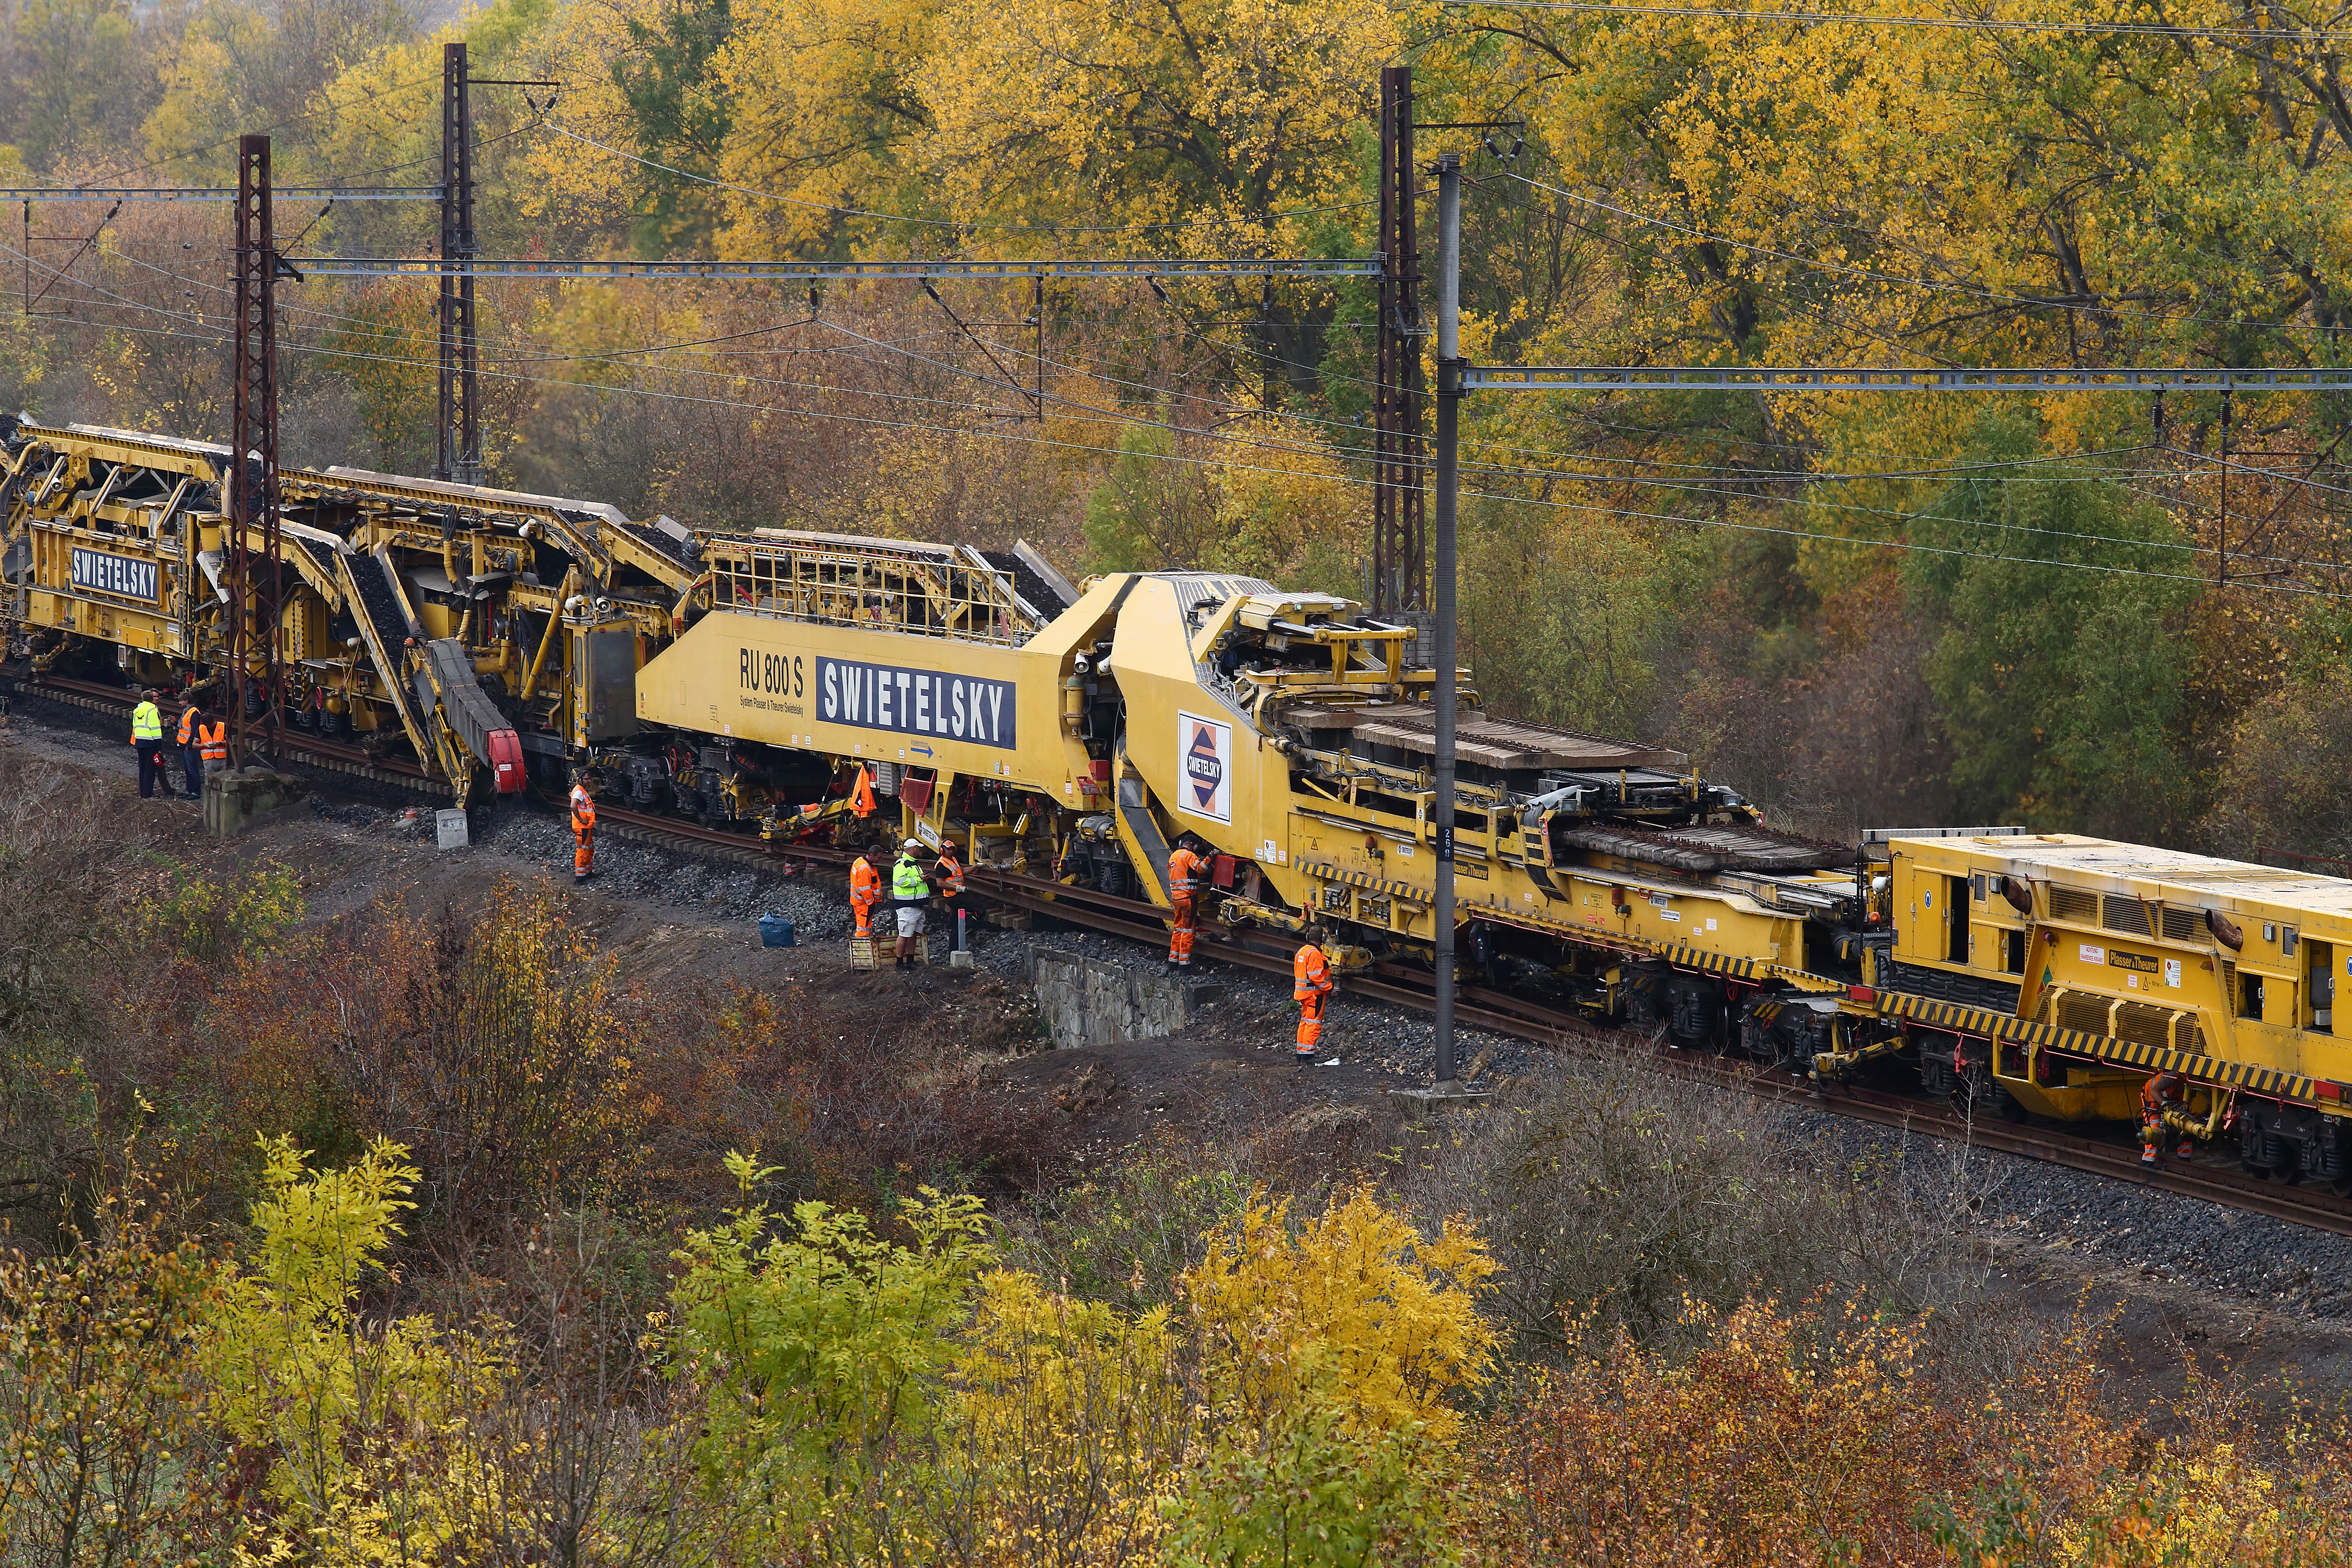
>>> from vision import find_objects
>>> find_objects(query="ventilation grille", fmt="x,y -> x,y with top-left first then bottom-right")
2221,959 -> 2237,1004
2056,990 -> 2115,1035
2102,896 -> 2152,936
2161,907 -> 2204,941
2113,1000 -> 2173,1049
2177,1016 -> 2205,1055
2050,886 -> 2099,921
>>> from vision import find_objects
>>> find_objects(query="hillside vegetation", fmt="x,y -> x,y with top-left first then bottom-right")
1,752 -> 2351,1563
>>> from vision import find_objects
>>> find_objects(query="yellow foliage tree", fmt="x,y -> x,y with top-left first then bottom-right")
706,0 -> 944,255
1181,1183 -> 1498,1442
201,1135 -> 504,1567
916,0 -> 1398,248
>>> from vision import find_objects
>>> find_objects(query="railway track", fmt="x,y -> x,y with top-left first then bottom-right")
17,670 -> 2352,1238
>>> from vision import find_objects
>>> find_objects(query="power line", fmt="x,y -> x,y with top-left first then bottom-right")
542,121 -> 1381,236
1503,170 -> 2352,336
4,187 -> 441,202
1467,363 -> 2352,392
28,237 -> 2351,574
286,255 -> 1384,280
21,230 -> 2352,578
24,287 -> 2352,600
1441,0 -> 2352,41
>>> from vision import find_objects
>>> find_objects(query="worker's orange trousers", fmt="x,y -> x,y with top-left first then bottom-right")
1168,895 -> 1194,965
853,896 -> 875,937
1295,992 -> 1326,1057
574,827 -> 594,875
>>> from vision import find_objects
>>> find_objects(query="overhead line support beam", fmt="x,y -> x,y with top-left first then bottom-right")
290,257 -> 1384,280
0,187 -> 443,202
1464,365 -> 2352,392
228,133 -> 284,770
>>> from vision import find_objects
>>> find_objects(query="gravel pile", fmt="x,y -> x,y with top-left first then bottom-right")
303,795 -> 852,937
1790,1108 -> 2352,1319
971,924 -> 1537,1081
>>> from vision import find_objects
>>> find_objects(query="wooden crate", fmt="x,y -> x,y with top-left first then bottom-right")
850,935 -> 928,969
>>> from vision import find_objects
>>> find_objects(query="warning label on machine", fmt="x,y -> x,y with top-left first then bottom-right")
1179,710 -> 1232,824
816,656 -> 1017,749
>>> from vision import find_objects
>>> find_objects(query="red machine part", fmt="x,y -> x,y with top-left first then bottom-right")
486,728 -> 526,794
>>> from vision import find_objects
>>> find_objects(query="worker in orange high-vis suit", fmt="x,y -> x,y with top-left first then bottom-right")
851,765 -> 878,818
569,778 -> 597,884
2141,1070 -> 2191,1166
1293,923 -> 1334,1066
933,841 -> 965,900
849,845 -> 883,937
1165,837 -> 1207,969
175,700 -> 203,798
196,713 -> 230,776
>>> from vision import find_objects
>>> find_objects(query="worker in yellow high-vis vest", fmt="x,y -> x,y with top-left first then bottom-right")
130,690 -> 173,799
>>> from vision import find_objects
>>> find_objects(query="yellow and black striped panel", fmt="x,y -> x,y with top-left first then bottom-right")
1657,944 -> 1764,981
1879,992 -> 2321,1102
1298,859 -> 1428,905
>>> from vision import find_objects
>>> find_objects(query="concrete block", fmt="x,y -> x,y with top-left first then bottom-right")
1030,947 -> 1219,1049
435,808 -> 470,849
203,767 -> 310,840
1389,1084 -> 1493,1122
948,948 -> 976,968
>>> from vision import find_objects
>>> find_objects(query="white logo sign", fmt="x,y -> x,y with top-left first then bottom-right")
2079,943 -> 2106,965
2165,958 -> 2183,989
1177,710 -> 1232,824
71,547 -> 158,602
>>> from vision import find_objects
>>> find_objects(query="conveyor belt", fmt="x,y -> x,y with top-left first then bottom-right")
419,636 -> 521,778
981,549 -> 1065,619
332,548 -> 433,763
618,519 -> 695,573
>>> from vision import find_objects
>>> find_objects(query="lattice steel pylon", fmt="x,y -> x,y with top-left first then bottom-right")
437,40 -> 481,485
228,133 -> 282,767
1373,64 -> 1426,616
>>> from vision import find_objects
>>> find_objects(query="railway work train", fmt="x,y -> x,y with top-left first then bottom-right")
7,416 -> 2351,1188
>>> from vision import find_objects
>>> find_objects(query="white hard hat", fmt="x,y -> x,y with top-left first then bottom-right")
904,837 -> 921,850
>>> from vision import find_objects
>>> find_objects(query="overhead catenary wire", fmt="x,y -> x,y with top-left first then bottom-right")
1439,0 -> 2352,41
542,122 -> 1380,236
19,280 -> 2352,600
17,236 -> 2346,577
1502,171 -> 2352,337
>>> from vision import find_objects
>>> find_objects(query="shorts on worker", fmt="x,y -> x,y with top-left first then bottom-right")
897,903 -> 928,938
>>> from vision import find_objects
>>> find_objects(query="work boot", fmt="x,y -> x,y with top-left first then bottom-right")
574,872 -> 588,886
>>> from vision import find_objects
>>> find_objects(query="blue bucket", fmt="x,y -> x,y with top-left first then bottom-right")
758,913 -> 798,949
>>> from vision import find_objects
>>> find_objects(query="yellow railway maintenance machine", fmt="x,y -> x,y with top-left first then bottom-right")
1840,830 -> 2352,1188
19,417 -> 2346,1177
639,534 -> 1885,1057
1,417 -> 706,801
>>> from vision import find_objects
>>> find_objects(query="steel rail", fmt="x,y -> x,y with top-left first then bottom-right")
14,673 -> 2352,1235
